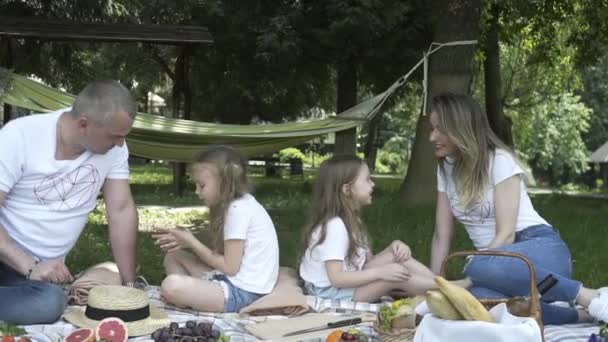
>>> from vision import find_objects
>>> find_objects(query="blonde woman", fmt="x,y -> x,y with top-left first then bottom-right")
153,146 -> 279,312
428,93 -> 608,324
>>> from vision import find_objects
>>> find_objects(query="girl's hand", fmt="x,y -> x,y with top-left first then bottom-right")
378,263 -> 411,281
152,228 -> 196,253
390,240 -> 412,263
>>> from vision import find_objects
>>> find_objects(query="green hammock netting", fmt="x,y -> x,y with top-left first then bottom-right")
0,67 -> 405,161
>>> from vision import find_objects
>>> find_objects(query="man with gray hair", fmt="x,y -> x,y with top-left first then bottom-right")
0,80 -> 140,324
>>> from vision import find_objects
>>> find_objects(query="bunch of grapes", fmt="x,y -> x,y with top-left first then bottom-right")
151,321 -> 229,342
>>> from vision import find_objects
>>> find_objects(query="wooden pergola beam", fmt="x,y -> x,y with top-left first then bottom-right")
0,17 -> 213,45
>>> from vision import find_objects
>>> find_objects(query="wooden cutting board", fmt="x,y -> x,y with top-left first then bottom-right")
245,312 -> 376,341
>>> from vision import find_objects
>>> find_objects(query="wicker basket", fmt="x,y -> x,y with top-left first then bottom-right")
440,250 -> 544,342
373,318 -> 415,342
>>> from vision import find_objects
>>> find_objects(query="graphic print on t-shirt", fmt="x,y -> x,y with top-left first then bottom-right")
34,164 -> 100,210
447,189 -> 491,224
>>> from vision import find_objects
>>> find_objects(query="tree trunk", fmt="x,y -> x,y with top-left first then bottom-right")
1,37 -> 15,126
364,112 -> 384,171
172,47 -> 188,197
484,2 -> 513,146
400,0 -> 483,205
334,58 -> 358,155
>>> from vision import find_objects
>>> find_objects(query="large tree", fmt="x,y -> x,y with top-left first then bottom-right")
400,0 -> 483,205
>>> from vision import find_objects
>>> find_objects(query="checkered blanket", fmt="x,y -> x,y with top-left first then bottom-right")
21,286 -> 601,342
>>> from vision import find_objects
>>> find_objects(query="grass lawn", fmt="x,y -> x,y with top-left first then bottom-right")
67,163 -> 608,288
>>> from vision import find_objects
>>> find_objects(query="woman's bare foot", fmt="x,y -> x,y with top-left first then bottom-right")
450,277 -> 473,289
577,309 -> 594,323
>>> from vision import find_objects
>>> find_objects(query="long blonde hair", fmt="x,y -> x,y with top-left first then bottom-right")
431,93 -> 513,209
193,146 -> 250,252
301,155 -> 369,265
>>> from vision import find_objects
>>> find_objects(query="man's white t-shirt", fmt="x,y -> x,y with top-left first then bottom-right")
224,193 -> 279,294
299,217 -> 368,288
0,109 -> 130,260
437,149 -> 549,250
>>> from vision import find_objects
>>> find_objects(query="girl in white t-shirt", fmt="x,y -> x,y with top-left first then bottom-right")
428,93 -> 608,324
153,146 -> 279,313
299,155 -> 459,302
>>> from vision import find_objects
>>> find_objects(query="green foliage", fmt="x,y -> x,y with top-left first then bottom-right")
582,50 -> 608,152
301,152 -> 331,169
375,149 -> 406,174
0,321 -> 26,336
278,148 -> 306,163
512,93 -> 591,179
360,83 -> 421,172
472,19 -> 592,183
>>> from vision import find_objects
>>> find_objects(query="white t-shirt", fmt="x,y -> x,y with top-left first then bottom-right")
437,149 -> 549,250
0,109 -> 130,260
224,193 -> 279,294
299,217 -> 368,288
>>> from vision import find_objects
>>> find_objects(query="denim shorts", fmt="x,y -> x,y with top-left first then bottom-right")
304,282 -> 354,301
211,274 -> 263,312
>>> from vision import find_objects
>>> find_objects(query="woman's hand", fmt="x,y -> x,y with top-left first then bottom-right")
390,240 -> 412,263
152,228 -> 197,253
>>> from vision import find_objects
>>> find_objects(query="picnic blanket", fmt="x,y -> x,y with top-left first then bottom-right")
21,286 -> 602,342
65,263 -> 309,316
22,286 -> 382,342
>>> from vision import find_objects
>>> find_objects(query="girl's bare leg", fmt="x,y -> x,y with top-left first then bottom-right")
161,275 -> 225,312
164,250 -> 213,277
353,276 -> 437,302
364,249 -> 435,278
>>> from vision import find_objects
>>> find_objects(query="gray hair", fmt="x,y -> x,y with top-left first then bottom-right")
71,80 -> 137,125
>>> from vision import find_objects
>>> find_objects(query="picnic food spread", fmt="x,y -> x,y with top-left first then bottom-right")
64,328 -> 96,342
0,321 -> 30,342
377,297 -> 417,331
325,328 -> 368,342
151,320 -> 229,342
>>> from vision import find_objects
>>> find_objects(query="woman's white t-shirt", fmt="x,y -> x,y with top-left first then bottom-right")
437,149 -> 549,249
299,217 -> 368,287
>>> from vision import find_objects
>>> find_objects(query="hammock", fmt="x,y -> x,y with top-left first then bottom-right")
0,40 -> 480,161
0,67 -> 404,161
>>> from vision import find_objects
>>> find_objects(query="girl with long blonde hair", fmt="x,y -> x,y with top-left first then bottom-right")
299,155 -> 444,302
429,93 -> 608,324
154,146 -> 279,312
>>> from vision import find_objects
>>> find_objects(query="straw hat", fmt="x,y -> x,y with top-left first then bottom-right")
63,285 -> 170,336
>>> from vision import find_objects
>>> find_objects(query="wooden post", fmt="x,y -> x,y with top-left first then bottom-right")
172,45 -> 192,197
1,37 -> 14,125
334,58 -> 358,155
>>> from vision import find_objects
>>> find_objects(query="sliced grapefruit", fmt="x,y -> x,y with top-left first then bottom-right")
94,318 -> 128,342
64,328 -> 95,342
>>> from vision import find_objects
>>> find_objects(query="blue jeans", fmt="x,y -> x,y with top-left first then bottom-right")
464,225 -> 581,325
211,274 -> 263,313
0,262 -> 66,324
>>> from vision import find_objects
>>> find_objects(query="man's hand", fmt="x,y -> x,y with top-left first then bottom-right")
153,228 -> 197,253
29,258 -> 73,284
390,240 -> 412,263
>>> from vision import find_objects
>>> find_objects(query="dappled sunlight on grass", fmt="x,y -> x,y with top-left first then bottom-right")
69,164 -> 608,287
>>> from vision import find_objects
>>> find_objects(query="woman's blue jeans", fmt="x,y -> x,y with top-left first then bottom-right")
0,262 -> 66,324
464,225 -> 581,325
